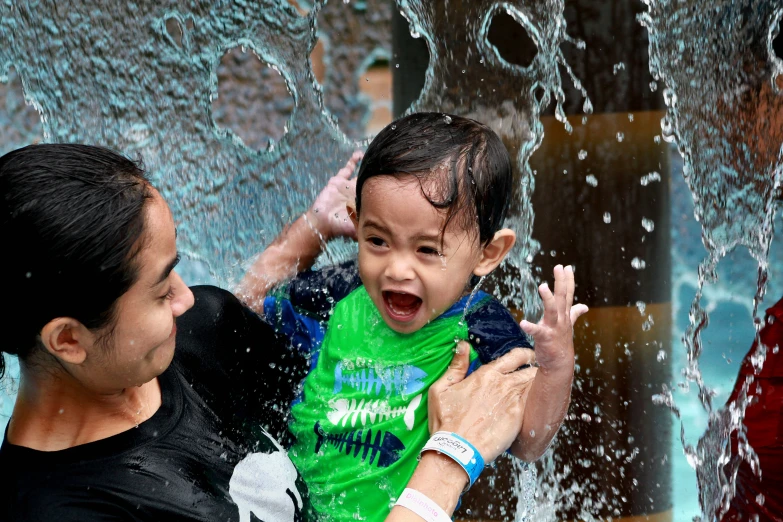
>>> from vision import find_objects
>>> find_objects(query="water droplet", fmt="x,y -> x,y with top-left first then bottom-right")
636,301 -> 646,314
581,413 -> 592,422
656,350 -> 667,362
616,132 -> 625,142
631,257 -> 646,270
443,115 -> 452,124
641,217 -> 655,232
529,430 -> 535,438
395,63 -> 399,68
649,81 -> 658,92
640,172 -> 661,186
661,114 -> 676,142
550,250 -> 557,257
628,113 -> 634,122
582,98 -> 593,115
603,212 -> 612,224
578,149 -> 588,160
585,174 -> 598,187
662,88 -> 677,107
613,62 -> 626,75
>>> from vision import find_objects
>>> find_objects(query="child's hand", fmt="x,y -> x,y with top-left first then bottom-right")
308,151 -> 363,241
519,265 -> 589,373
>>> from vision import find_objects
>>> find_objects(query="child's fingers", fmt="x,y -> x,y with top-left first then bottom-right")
336,165 -> 353,179
570,304 -> 589,325
343,151 -> 363,173
564,265 -> 575,308
539,281 -> 557,325
519,319 -> 542,339
553,264 -> 567,319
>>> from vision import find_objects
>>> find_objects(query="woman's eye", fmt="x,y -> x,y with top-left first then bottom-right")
161,287 -> 175,301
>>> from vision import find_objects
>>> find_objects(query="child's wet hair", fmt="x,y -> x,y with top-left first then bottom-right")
355,112 -> 512,246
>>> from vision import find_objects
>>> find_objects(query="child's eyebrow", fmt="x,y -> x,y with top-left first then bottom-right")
413,232 -> 442,243
363,219 -> 392,235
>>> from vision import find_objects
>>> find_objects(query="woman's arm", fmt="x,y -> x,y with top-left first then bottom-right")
236,152 -> 361,312
387,344 -> 538,520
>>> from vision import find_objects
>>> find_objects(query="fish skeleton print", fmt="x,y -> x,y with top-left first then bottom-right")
327,394 -> 422,430
333,362 -> 427,397
314,422 -> 405,468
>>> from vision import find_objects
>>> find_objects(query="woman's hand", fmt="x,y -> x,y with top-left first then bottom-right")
307,151 -> 362,241
386,344 -> 537,520
428,342 -> 537,463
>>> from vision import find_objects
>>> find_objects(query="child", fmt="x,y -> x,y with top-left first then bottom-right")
240,113 -> 586,521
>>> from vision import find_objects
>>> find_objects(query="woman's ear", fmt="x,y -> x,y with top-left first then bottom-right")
39,318 -> 93,365
473,229 -> 516,277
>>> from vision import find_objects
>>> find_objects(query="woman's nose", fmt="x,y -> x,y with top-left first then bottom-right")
170,271 -> 195,316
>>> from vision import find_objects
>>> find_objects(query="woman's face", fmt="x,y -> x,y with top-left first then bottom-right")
77,189 -> 194,391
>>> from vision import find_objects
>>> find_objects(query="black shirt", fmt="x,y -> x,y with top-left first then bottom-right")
0,286 -> 311,522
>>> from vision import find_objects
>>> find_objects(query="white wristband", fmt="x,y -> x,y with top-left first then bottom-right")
394,488 -> 450,522
421,431 -> 485,489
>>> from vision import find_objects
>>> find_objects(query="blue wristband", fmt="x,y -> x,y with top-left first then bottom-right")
421,431 -> 485,490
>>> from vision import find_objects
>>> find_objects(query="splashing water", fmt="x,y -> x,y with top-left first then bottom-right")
641,1 -> 783,519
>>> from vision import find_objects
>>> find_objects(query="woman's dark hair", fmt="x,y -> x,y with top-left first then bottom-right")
355,112 -> 513,246
0,143 -> 151,379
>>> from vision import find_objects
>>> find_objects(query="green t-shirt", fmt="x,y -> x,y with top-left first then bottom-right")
264,264 -> 530,521
288,286 -> 481,521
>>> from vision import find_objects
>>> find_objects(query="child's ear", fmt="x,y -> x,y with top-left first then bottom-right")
473,229 -> 516,277
347,204 -> 359,230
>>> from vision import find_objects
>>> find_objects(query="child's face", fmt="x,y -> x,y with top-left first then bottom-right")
355,176 -> 484,334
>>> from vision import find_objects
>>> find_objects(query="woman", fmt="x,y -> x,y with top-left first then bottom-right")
0,144 -> 571,521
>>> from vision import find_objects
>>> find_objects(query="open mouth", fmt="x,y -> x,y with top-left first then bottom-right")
382,291 -> 423,322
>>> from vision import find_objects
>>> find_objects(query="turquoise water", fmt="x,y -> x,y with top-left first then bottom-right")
669,146 -> 783,521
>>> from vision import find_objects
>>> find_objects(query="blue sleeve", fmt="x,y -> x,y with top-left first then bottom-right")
262,295 -> 326,356
467,297 -> 532,364
263,260 -> 362,355
281,260 -> 362,322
